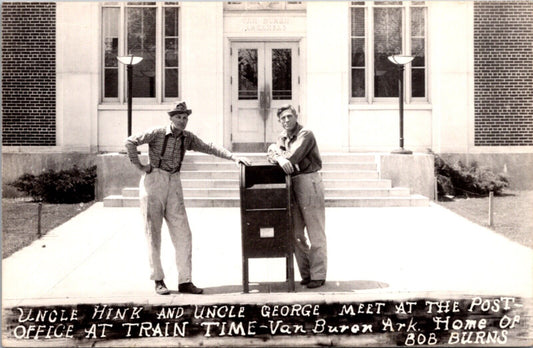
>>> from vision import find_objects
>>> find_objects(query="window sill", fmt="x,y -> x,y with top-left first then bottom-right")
98,102 -> 176,111
348,102 -> 433,111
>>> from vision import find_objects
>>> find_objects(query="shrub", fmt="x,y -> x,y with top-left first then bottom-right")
432,152 -> 509,198
9,165 -> 97,203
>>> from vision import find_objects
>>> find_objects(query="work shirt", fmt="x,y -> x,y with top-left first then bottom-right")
125,125 -> 234,173
268,123 -> 322,175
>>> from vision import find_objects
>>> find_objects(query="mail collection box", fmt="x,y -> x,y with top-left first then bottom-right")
239,163 -> 294,293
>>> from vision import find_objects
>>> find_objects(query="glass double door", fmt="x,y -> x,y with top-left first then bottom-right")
231,42 -> 299,152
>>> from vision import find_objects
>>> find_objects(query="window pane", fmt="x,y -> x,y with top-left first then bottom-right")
411,7 -> 425,37
352,38 -> 365,67
103,8 -> 119,67
412,68 -> 425,98
165,69 -> 178,98
352,69 -> 365,98
126,2 -> 156,6
351,7 -> 364,37
411,6 -> 425,98
374,7 -> 401,98
247,2 -> 282,10
351,7 -> 365,99
272,49 -> 292,100
165,38 -> 179,67
104,38 -> 119,67
238,49 -> 258,100
411,38 -> 425,67
127,7 -> 156,97
103,7 -> 119,99
374,1 -> 402,5
105,69 -> 118,98
164,7 -> 179,99
165,7 -> 178,37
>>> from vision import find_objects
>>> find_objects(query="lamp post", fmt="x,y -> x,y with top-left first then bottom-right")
388,54 -> 415,154
117,55 -> 143,136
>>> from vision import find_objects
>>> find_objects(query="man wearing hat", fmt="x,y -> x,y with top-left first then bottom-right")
125,102 -> 251,295
267,104 -> 327,289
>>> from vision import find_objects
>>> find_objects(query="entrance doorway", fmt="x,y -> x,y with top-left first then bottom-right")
231,41 -> 299,152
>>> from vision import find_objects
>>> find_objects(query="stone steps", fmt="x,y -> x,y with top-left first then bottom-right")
176,169 -> 380,180
180,161 -> 377,171
103,153 -> 430,208
119,187 -> 409,198
104,194 -> 429,208
121,179 -> 393,192
177,153 -> 378,163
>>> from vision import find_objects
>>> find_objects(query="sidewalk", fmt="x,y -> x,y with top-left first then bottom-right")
3,202 -> 532,307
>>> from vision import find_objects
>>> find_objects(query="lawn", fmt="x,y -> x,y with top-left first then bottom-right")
437,190 -> 533,249
1,198 -> 94,258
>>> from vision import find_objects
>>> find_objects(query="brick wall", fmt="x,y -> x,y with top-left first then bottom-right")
1,2 -> 56,146
474,1 -> 533,146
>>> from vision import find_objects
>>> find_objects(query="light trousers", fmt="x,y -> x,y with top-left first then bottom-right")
291,172 -> 327,281
139,168 -> 192,283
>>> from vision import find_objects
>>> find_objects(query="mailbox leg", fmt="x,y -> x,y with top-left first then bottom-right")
286,254 -> 295,292
243,257 -> 249,293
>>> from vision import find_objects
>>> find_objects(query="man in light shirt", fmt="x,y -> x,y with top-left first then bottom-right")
125,102 -> 251,295
267,104 -> 327,289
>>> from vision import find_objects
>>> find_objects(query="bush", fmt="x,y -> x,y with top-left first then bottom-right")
432,152 -> 508,198
9,165 -> 97,203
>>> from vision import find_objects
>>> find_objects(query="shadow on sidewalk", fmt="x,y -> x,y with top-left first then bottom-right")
184,280 -> 390,295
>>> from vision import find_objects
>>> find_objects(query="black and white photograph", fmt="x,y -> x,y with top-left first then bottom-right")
1,0 -> 532,347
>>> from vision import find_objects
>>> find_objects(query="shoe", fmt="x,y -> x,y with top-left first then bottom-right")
178,282 -> 203,294
300,278 -> 311,285
307,279 -> 325,289
155,280 -> 170,295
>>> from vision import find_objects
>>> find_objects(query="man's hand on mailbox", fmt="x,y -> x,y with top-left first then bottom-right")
277,157 -> 295,175
234,156 -> 252,167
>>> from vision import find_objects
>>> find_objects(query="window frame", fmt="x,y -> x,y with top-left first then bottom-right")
224,1 -> 305,11
349,1 -> 428,104
100,2 -> 181,104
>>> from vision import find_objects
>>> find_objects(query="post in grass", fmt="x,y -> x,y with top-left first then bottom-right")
488,191 -> 494,227
37,202 -> 42,238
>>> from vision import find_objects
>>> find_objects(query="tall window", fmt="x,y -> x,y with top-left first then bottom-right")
102,2 -> 180,102
350,1 -> 427,102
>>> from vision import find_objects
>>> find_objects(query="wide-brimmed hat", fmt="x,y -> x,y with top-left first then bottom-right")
168,102 -> 192,116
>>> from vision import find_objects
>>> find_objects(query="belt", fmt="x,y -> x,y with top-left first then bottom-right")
163,167 -> 180,174
292,170 -> 319,178
153,166 -> 181,174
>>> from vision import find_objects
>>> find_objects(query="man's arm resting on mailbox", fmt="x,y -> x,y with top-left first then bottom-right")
267,142 -> 288,163
268,130 -> 316,171
281,129 -> 316,167
267,143 -> 295,174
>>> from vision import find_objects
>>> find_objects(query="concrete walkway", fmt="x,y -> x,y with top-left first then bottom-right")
3,202 -> 532,308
